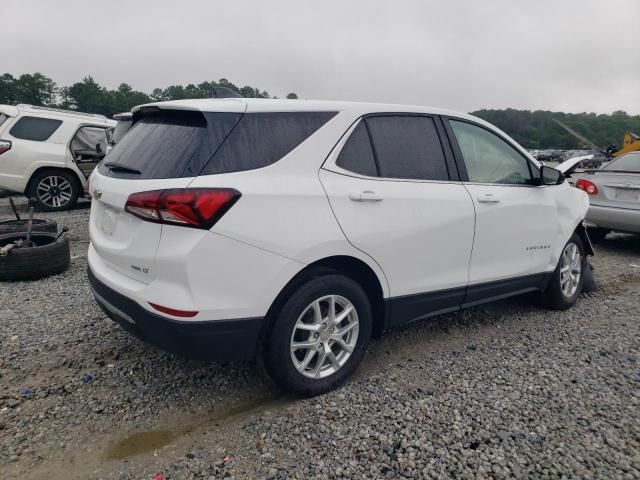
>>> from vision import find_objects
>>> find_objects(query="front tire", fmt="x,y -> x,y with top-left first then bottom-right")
28,170 -> 80,212
542,233 -> 585,310
263,273 -> 372,396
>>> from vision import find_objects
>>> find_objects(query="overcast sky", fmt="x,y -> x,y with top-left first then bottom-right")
3,0 -> 639,114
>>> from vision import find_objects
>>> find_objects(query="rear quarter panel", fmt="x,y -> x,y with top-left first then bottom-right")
186,110 -> 391,298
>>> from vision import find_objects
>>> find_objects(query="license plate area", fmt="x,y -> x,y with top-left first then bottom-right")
100,206 -> 118,236
614,189 -> 639,202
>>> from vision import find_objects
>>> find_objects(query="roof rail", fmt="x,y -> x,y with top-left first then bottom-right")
16,104 -> 108,120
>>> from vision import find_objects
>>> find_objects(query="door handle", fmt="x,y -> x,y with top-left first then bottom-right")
349,191 -> 384,202
477,193 -> 500,204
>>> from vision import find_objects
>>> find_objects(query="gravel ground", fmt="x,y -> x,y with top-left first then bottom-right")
1,195 -> 639,480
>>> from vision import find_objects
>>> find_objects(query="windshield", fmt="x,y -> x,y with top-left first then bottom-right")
602,152 -> 640,172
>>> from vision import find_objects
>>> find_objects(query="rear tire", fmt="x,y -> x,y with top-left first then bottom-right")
263,273 -> 372,396
28,170 -> 80,212
542,233 -> 585,310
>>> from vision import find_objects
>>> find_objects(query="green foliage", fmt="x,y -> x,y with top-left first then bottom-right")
0,72 -> 288,118
472,109 -> 640,150
2,72 -> 636,149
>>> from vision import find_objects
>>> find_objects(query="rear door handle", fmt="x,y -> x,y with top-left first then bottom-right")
477,193 -> 500,204
349,191 -> 384,202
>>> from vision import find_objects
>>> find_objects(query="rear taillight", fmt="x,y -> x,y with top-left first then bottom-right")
125,188 -> 241,229
576,179 -> 598,195
0,140 -> 11,155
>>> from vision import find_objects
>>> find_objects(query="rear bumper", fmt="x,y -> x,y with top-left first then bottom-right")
88,267 -> 263,361
586,204 -> 640,234
0,173 -> 27,194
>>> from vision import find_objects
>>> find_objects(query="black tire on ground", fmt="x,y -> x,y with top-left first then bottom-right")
587,228 -> 609,243
27,170 -> 80,212
0,218 -> 58,235
262,272 -> 372,396
0,232 -> 70,281
542,233 -> 585,310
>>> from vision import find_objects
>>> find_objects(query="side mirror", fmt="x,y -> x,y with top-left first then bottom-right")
540,165 -> 564,185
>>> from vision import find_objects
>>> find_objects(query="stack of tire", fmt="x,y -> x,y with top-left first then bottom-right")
0,218 -> 70,281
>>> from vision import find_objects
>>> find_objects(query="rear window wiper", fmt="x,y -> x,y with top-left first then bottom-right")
104,162 -> 141,174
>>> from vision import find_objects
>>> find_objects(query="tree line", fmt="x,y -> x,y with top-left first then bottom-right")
1,72 -> 637,150
471,108 -> 640,151
0,72 -> 298,118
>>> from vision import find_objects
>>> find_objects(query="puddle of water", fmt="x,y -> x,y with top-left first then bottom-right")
105,388 -> 290,461
107,430 -> 176,460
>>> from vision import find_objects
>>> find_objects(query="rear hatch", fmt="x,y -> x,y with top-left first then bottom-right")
89,104 -> 245,283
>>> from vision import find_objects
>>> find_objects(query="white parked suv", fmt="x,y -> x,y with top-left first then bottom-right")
0,104 -> 116,211
88,99 -> 593,395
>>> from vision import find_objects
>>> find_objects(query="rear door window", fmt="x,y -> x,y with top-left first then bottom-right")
335,121 -> 378,177
365,115 -> 449,181
10,116 -> 63,141
200,112 -> 337,175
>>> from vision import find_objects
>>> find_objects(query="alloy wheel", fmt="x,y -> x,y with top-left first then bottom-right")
37,176 -> 73,208
560,243 -> 581,297
290,295 -> 359,379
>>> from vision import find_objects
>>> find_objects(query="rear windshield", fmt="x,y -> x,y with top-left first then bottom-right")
99,111 -> 241,179
99,110 -> 336,179
602,152 -> 640,172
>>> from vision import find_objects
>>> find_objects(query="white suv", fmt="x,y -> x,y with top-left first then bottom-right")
88,99 -> 592,395
0,104 -> 116,210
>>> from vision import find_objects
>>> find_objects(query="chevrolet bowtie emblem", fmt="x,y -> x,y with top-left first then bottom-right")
92,189 -> 102,199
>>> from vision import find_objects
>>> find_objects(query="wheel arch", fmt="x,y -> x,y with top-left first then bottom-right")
574,222 -> 595,256
261,255 -> 387,345
25,166 -> 84,198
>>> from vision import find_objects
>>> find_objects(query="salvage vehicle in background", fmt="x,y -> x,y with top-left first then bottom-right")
106,112 -> 133,152
575,151 -> 640,241
87,99 -> 593,396
0,104 -> 116,211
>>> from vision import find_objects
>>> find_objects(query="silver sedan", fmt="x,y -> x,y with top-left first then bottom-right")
574,152 -> 640,241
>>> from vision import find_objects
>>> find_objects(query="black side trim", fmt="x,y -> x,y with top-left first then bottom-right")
385,273 -> 552,327
88,268 -> 262,361
387,287 -> 464,328
462,273 -> 549,308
